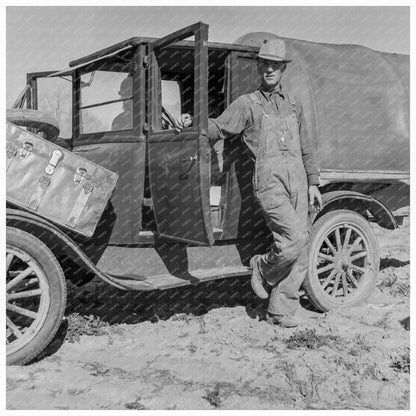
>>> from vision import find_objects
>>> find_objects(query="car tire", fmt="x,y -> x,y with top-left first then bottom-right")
6,108 -> 60,141
304,209 -> 380,312
6,227 -> 67,365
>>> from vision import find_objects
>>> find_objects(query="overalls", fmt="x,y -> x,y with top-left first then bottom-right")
243,91 -> 309,317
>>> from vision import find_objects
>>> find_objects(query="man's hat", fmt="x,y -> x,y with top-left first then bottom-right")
258,39 -> 291,63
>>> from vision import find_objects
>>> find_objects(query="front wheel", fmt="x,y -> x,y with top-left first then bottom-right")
304,210 -> 380,312
6,227 -> 67,365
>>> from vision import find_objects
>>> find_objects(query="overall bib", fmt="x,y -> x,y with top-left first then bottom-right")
245,91 -> 309,316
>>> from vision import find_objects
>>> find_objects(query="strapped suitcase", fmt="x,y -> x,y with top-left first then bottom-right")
6,122 -> 119,238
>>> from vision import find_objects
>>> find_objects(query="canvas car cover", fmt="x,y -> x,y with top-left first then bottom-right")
232,33 -> 410,173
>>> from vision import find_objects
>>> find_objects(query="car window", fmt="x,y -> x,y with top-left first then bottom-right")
37,77 -> 72,139
162,80 -> 181,121
80,71 -> 133,134
152,43 -> 194,132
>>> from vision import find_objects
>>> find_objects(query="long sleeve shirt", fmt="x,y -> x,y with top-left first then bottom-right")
207,86 -> 320,186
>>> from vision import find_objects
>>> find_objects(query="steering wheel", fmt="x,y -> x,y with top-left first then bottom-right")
162,106 -> 177,130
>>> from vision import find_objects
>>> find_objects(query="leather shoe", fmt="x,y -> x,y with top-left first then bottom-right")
266,313 -> 299,328
250,255 -> 269,299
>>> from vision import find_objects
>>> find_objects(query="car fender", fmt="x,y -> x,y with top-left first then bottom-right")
312,190 -> 397,230
6,208 -> 130,289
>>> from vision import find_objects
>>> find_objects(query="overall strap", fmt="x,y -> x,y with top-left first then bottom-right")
285,93 -> 298,117
246,90 -> 297,118
242,91 -> 267,117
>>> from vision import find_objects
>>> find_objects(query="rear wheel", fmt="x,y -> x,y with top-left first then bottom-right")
6,227 -> 66,365
304,210 -> 380,312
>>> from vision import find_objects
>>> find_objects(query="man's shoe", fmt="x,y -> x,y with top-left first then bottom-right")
250,255 -> 269,299
266,313 -> 299,328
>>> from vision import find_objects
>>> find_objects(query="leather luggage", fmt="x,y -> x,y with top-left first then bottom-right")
6,122 -> 119,238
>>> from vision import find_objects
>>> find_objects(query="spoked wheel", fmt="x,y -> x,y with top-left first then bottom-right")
6,227 -> 66,365
304,210 -> 380,312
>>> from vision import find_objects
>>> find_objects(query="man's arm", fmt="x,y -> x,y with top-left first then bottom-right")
297,100 -> 323,210
207,97 -> 250,143
297,100 -> 320,186
176,97 -> 250,143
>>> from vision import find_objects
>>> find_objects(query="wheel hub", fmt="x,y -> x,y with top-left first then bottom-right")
341,253 -> 350,270
334,251 -> 350,271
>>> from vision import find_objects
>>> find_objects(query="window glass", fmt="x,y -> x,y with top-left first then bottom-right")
37,77 -> 72,138
153,43 -> 194,131
162,80 -> 181,120
80,71 -> 133,134
81,102 -> 131,134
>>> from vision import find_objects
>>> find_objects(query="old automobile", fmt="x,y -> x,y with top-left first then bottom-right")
6,22 -> 409,365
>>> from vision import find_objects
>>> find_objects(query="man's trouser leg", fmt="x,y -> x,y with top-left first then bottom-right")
257,189 -> 309,317
267,245 -> 308,316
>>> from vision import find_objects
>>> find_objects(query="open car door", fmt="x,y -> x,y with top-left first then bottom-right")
147,22 -> 213,245
24,71 -> 73,145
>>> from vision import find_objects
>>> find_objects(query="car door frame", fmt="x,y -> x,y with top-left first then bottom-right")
146,22 -> 214,246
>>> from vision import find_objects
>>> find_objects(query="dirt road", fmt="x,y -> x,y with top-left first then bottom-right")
6,222 -> 410,410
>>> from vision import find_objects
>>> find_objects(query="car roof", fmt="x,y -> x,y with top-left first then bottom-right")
68,37 -> 259,68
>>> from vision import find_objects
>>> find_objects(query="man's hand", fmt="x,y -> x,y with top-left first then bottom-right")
308,185 -> 323,213
175,113 -> 193,131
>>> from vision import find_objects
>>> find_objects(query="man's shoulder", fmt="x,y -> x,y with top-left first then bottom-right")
282,90 -> 302,114
281,89 -> 299,105
237,91 -> 262,106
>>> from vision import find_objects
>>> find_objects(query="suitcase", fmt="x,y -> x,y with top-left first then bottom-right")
6,122 -> 119,238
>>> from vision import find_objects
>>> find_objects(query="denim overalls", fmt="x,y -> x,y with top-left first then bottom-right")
242,91 -> 309,316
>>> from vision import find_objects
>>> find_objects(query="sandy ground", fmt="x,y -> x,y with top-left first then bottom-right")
6,221 -> 410,410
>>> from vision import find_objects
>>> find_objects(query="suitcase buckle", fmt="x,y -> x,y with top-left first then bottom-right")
20,141 -> 33,159
28,200 -> 39,211
45,149 -> 63,175
6,144 -> 18,159
39,175 -> 51,189
83,182 -> 94,194
74,167 -> 87,184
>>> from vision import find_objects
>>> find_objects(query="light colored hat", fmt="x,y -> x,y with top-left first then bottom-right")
258,39 -> 291,63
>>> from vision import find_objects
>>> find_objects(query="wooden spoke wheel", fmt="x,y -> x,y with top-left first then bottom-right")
6,227 -> 66,365
304,210 -> 380,312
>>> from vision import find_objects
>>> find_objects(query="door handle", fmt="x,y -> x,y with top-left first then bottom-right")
179,153 -> 198,180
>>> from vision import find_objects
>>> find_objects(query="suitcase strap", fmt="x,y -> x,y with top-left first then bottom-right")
28,175 -> 51,211
66,182 -> 95,229
6,143 -> 18,172
27,148 -> 64,211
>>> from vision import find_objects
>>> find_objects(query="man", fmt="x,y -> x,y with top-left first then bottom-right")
111,75 -> 133,131
176,39 -> 322,328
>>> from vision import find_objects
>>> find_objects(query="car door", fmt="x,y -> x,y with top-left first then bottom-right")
25,71 -> 73,147
147,22 -> 214,245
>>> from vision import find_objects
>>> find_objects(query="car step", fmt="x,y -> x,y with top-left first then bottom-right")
104,266 -> 251,291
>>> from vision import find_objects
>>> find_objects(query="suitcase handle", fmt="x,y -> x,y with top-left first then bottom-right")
45,149 -> 63,175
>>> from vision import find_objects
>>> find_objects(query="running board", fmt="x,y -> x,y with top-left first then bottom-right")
102,266 -> 251,291
136,228 -> 224,244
